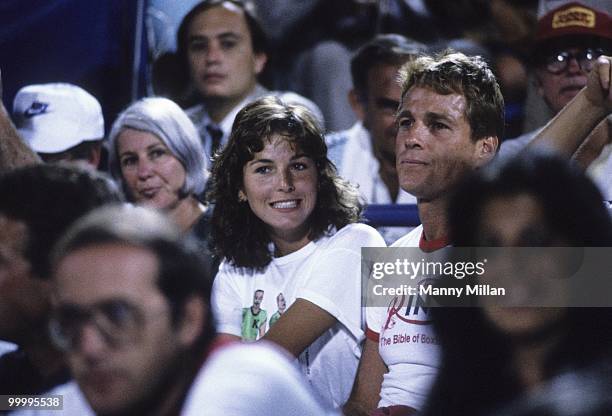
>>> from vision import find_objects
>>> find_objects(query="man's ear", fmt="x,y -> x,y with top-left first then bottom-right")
348,89 -> 365,121
475,136 -> 499,167
253,52 -> 267,76
177,296 -> 207,347
88,143 -> 102,169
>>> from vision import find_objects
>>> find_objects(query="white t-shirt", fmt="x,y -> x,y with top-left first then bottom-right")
212,223 -> 386,409
365,225 -> 441,410
181,342 -> 337,416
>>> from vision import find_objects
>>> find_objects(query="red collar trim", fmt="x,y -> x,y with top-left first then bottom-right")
419,232 -> 449,252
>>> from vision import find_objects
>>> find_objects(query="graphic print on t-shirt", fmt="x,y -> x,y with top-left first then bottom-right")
380,288 -> 439,348
269,292 -> 286,328
241,289 -> 267,341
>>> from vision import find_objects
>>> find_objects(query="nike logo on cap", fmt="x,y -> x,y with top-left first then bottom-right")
23,101 -> 49,118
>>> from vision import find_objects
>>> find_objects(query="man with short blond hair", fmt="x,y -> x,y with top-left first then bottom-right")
347,51 -> 501,416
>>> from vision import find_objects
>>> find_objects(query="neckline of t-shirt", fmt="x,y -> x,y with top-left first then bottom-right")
271,240 -> 318,265
419,232 -> 449,252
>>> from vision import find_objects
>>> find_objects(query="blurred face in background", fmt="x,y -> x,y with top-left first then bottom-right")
476,192 -> 567,339
52,243 -> 192,415
117,129 -> 187,211
0,215 -> 50,343
535,43 -> 605,114
186,3 -> 266,105
354,63 -> 403,168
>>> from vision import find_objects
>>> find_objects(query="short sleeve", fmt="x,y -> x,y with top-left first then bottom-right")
296,224 -> 386,340
211,263 -> 243,336
365,306 -> 387,342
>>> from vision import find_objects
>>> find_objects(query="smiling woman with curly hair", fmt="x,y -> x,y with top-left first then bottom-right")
208,95 -> 385,410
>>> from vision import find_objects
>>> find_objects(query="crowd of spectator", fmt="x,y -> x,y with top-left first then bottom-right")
1,1 -> 612,415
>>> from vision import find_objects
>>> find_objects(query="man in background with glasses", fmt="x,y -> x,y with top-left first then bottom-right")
499,2 -> 612,199
49,205 -> 215,415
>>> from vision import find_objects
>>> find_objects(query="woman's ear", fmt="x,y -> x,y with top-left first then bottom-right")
238,189 -> 247,202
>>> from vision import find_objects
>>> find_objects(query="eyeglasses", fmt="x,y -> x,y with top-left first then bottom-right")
49,299 -> 166,351
544,48 -> 604,74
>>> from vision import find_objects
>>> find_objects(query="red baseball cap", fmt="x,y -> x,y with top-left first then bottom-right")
535,2 -> 612,43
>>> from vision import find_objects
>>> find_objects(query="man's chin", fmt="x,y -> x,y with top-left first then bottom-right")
88,399 -> 132,416
199,87 -> 230,101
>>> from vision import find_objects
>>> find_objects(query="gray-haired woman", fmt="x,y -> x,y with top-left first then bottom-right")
107,97 -> 214,269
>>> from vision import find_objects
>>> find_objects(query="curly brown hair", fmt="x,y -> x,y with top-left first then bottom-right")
208,96 -> 362,270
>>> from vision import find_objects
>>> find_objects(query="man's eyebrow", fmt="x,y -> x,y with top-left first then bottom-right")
188,34 -> 207,42
395,109 -> 411,119
425,112 -> 458,124
188,32 -> 241,42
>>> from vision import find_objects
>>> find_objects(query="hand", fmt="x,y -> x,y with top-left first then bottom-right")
585,55 -> 612,112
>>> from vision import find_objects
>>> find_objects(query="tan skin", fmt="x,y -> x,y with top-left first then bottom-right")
349,63 -> 404,202
530,55 -> 612,158
54,243 -> 206,416
0,215 -> 66,390
345,86 -> 498,415
528,53 -> 612,173
343,337 -> 387,416
343,58 -> 612,416
218,136 -> 338,354
186,3 -> 266,123
572,118 -> 611,169
39,142 -> 102,169
394,86 -> 497,241
0,70 -> 41,173
478,194 -> 568,390
117,129 -> 206,233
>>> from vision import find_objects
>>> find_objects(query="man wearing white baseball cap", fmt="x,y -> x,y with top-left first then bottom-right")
13,83 -> 104,168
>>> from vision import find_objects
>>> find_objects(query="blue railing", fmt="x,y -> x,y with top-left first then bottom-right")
362,204 -> 420,227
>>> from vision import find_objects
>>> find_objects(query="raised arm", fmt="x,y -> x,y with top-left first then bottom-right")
572,117 -> 611,169
529,55 -> 612,157
0,70 -> 41,173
